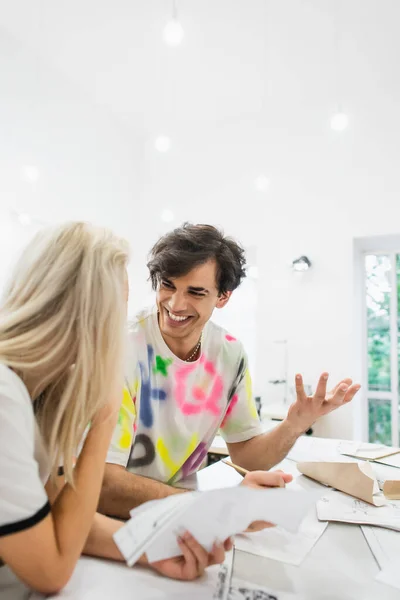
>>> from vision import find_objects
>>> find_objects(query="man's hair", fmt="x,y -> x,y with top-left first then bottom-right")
147,223 -> 247,295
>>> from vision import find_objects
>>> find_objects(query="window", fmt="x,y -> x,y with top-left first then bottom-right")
365,253 -> 400,446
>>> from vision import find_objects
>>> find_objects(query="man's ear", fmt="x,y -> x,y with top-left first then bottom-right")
216,291 -> 232,309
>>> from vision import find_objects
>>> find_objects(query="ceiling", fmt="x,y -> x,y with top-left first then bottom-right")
1,0 -> 400,242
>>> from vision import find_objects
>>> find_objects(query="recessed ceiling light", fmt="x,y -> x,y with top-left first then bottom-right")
254,175 -> 270,192
161,209 -> 174,223
155,136 -> 171,153
330,112 -> 349,132
21,165 -> 39,182
163,18 -> 184,46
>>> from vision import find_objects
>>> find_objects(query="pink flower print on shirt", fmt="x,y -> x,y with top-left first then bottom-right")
225,334 -> 237,342
175,355 -> 223,417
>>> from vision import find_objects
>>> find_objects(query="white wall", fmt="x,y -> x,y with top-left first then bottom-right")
0,28 -> 155,312
255,139 -> 400,439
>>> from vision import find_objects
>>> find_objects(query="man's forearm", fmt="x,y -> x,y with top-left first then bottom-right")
98,464 -> 185,519
228,419 -> 302,471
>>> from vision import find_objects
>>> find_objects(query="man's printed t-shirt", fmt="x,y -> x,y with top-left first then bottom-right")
107,307 -> 262,484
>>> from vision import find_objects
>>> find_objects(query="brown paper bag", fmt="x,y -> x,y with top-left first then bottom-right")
297,461 -> 387,506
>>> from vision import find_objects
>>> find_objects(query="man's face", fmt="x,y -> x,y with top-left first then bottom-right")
156,259 -> 231,340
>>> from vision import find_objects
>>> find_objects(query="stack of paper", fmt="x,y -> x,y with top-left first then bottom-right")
114,487 -> 322,566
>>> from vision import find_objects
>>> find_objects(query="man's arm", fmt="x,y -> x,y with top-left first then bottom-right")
228,372 -> 360,471
228,419 -> 301,471
98,463 -> 185,519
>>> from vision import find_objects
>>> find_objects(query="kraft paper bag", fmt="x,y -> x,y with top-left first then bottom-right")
297,461 -> 387,506
383,480 -> 400,500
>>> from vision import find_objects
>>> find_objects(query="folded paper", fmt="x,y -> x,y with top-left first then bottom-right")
297,461 -> 387,506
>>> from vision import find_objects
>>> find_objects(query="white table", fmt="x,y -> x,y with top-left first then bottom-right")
199,459 -> 400,599
42,441 -> 400,600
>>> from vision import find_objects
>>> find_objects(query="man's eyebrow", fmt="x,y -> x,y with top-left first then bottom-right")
188,286 -> 209,293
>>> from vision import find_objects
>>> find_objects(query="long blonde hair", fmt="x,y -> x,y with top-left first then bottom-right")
0,222 -> 129,484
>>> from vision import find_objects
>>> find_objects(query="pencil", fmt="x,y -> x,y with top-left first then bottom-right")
222,459 -> 249,476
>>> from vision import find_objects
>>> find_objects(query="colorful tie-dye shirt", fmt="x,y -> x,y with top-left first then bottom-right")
107,307 -> 262,484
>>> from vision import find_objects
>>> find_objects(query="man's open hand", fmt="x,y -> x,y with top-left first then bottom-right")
287,373 -> 360,435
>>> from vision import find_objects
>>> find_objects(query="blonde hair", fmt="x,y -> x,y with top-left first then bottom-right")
0,221 -> 129,484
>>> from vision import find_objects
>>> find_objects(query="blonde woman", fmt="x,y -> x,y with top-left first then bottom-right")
0,222 -> 230,599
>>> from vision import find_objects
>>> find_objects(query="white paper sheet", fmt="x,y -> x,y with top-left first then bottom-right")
115,487 -> 322,565
30,556 -> 223,600
234,507 -> 328,566
146,487 -> 321,563
362,525 -> 400,570
339,441 -> 400,461
317,490 -> 400,531
286,436 -> 355,464
375,560 -> 400,591
375,453 -> 400,469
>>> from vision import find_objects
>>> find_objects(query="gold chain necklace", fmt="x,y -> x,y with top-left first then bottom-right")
185,334 -> 202,362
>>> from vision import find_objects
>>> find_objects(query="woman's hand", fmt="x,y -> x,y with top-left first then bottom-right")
149,531 -> 233,580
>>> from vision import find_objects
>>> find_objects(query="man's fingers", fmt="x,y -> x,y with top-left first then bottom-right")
330,378 -> 352,395
314,372 -> 329,400
342,383 -> 361,404
324,383 -> 360,412
246,520 -> 274,532
295,374 -> 307,402
223,537 -> 233,552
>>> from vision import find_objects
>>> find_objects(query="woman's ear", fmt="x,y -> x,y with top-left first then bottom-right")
216,291 -> 232,309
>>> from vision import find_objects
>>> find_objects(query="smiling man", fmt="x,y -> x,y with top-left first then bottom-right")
99,223 -> 360,518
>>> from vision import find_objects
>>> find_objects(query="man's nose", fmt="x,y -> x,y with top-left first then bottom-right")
168,291 -> 187,313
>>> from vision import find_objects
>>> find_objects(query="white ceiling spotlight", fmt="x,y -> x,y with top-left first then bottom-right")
21,165 -> 39,183
163,0 -> 184,47
292,256 -> 312,272
330,110 -> 349,132
254,175 -> 270,192
154,135 -> 171,153
160,209 -> 174,223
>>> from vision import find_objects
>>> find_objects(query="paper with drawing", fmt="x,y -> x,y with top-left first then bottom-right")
297,461 -> 387,506
317,490 -> 400,531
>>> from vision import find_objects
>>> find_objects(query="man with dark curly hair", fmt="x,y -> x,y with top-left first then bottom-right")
99,223 -> 360,518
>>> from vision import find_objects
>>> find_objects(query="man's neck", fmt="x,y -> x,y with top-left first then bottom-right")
160,330 -> 203,362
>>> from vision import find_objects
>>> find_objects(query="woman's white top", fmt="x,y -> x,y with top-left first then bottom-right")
0,364 -> 50,599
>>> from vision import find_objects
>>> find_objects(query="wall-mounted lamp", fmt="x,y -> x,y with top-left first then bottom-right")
292,256 -> 312,272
